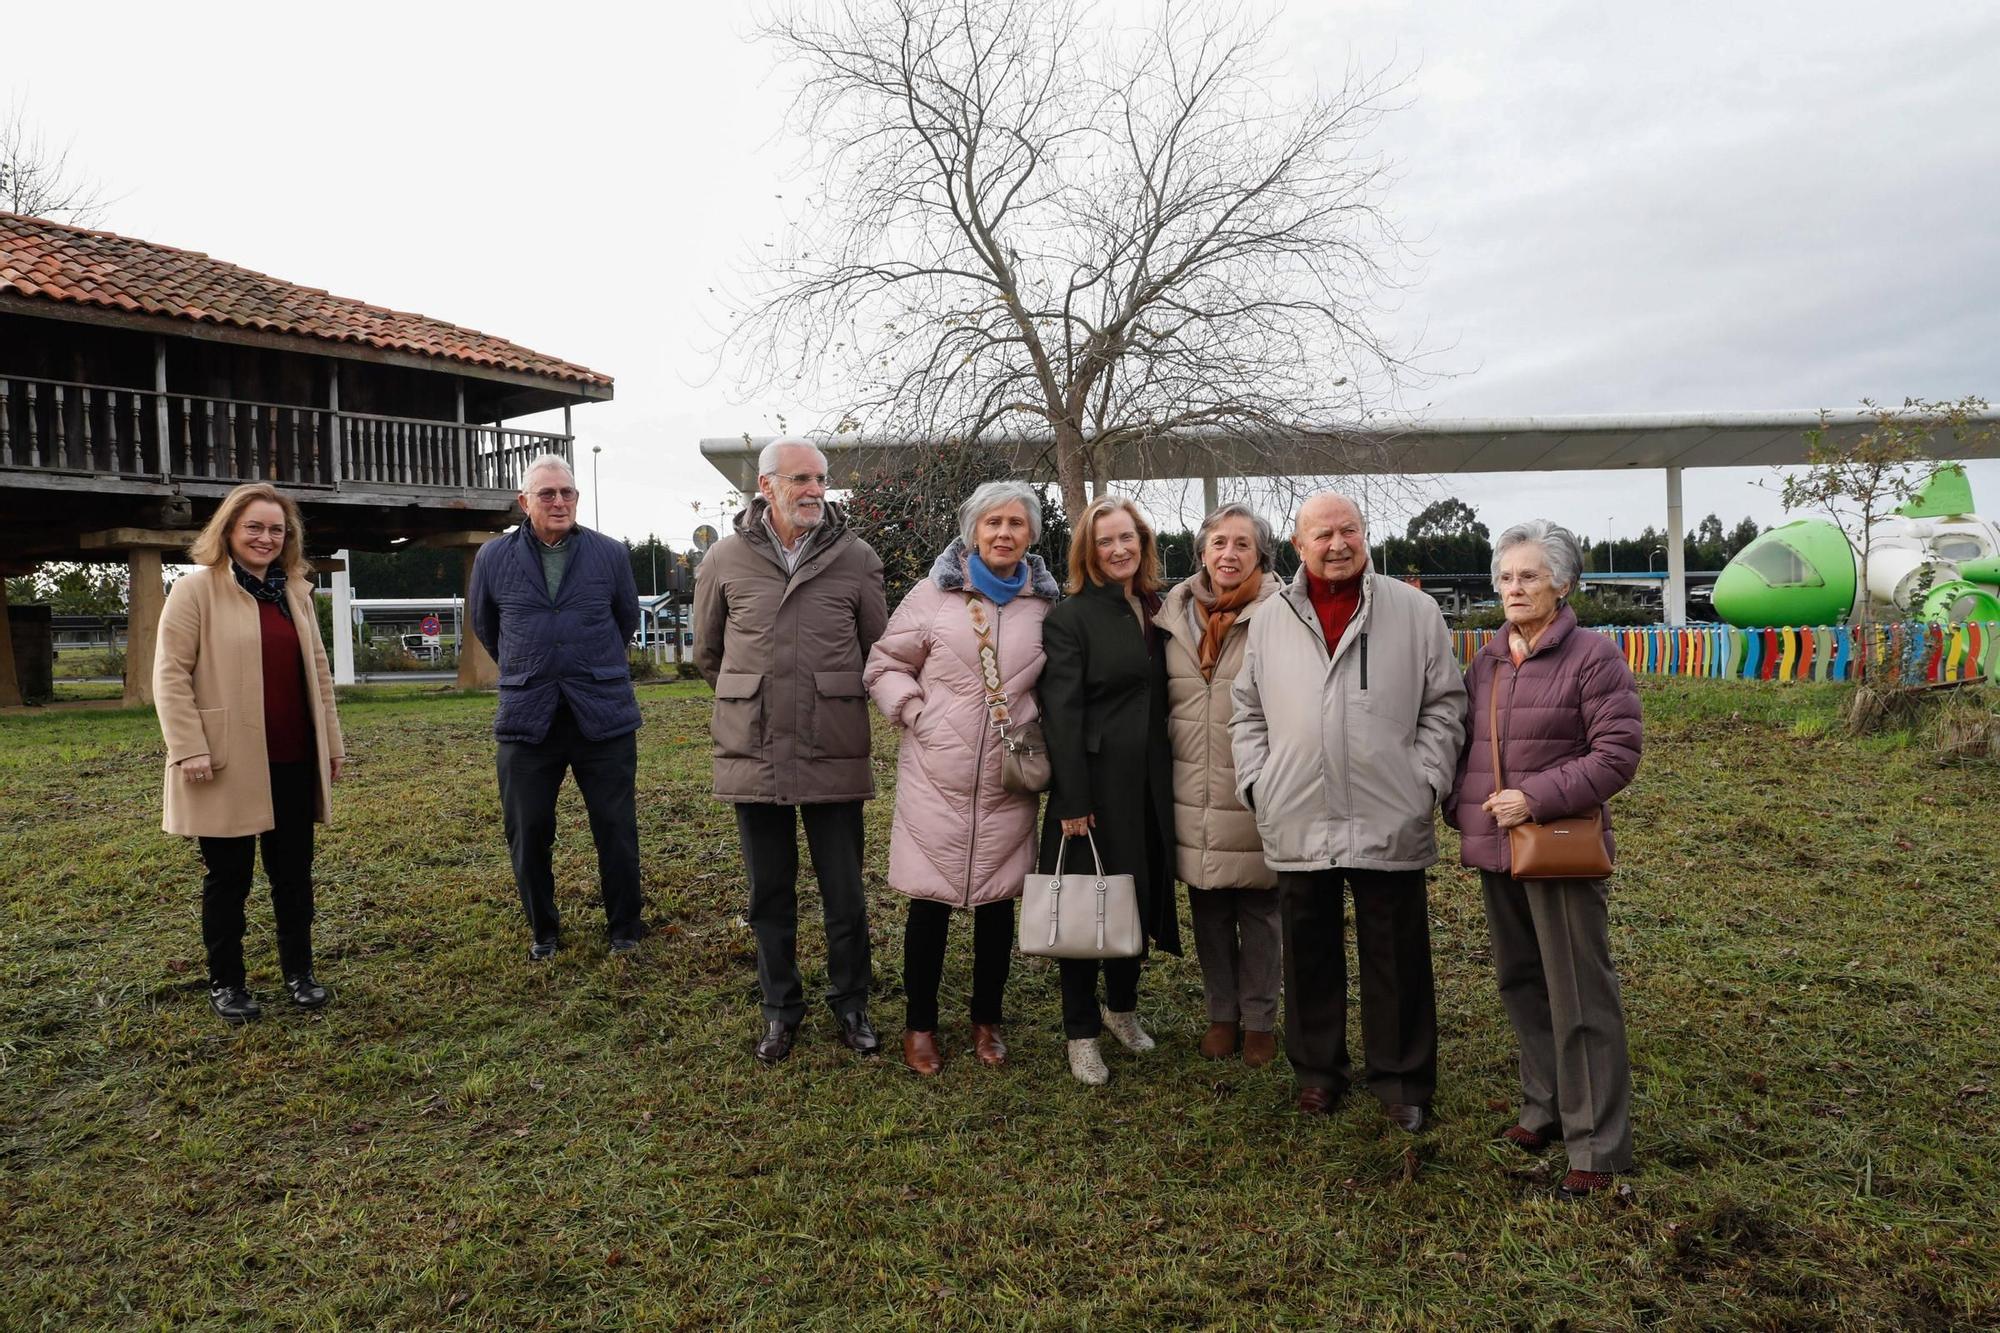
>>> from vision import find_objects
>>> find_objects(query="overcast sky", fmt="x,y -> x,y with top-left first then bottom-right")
11,0 -> 1998,551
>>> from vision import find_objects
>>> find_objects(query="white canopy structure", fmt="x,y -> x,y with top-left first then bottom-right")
701,410 -> 2000,624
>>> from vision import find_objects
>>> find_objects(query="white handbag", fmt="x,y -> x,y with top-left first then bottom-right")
1019,832 -> 1143,959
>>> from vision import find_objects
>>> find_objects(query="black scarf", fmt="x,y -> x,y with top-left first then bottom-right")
232,562 -> 292,621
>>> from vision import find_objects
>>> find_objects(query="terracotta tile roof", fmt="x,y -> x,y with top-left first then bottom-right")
0,211 -> 611,389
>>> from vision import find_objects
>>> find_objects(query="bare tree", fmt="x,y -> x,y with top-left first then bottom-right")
727,0 -> 1417,517
1,97 -> 109,225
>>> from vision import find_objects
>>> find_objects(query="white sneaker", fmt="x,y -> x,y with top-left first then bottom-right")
1067,1038 -> 1110,1086
1101,1007 -> 1155,1053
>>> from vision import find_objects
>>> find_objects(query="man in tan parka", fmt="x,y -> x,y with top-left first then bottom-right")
693,438 -> 889,1065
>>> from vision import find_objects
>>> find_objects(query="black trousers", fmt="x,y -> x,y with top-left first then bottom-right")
1278,867 -> 1438,1107
496,707 -> 643,946
1058,955 -> 1143,1040
903,897 -> 1015,1031
199,761 -> 316,989
736,800 -> 871,1025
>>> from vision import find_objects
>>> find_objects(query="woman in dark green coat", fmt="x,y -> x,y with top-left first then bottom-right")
1037,496 -> 1184,1086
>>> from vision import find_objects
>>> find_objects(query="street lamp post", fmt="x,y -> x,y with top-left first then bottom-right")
592,445 -> 603,530
1607,519 -> 1615,574
1649,546 -> 1666,573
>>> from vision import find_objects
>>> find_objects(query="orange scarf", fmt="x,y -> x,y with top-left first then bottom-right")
1192,573 -> 1261,678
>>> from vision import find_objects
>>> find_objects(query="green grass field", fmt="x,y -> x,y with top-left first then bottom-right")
2,680 -> 1996,1330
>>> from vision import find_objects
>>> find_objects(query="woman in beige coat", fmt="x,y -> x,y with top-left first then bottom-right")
154,483 -> 344,1024
1160,503 -> 1284,1066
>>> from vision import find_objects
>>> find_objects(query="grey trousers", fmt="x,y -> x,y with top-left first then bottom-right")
1187,886 -> 1282,1031
1480,871 -> 1634,1173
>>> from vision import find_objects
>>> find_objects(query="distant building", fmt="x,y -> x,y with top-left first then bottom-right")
0,211 -> 612,704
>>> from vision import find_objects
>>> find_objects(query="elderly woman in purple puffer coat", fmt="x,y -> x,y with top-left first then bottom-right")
865,481 -> 1060,1077
1447,519 -> 1642,1201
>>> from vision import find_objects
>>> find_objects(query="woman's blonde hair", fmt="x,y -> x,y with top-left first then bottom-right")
187,483 -> 313,579
1065,495 -> 1162,596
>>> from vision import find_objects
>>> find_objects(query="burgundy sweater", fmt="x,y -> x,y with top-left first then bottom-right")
258,600 -> 313,764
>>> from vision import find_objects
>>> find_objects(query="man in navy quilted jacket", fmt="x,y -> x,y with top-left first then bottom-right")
470,453 -> 645,961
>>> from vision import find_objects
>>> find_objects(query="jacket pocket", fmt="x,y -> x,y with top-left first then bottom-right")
197,707 -> 230,772
498,672 -> 534,688
811,670 -> 869,760
590,664 -> 631,682
712,672 -> 764,758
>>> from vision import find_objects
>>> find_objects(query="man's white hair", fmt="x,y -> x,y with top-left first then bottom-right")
521,453 -> 575,489
758,436 -> 829,477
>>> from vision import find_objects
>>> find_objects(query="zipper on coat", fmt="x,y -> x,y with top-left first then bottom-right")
1359,633 -> 1369,690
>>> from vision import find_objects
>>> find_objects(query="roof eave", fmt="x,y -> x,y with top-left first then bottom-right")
0,292 -> 614,405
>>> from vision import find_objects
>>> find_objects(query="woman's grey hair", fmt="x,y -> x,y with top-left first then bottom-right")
521,453 -> 575,489
758,436 -> 827,477
1195,502 -> 1277,571
958,480 -> 1044,547
1492,519 -> 1584,597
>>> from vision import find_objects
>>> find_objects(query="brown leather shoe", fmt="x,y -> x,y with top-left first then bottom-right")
901,1029 -> 942,1076
1557,1169 -> 1615,1200
1296,1086 -> 1336,1116
1198,1021 -> 1238,1060
970,1023 -> 1007,1067
1241,1029 -> 1277,1068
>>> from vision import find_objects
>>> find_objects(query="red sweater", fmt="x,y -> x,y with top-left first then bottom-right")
258,600 -> 313,764
1304,570 -> 1362,652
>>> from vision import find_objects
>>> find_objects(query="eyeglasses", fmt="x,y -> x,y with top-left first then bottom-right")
530,487 -> 580,503
768,472 -> 829,487
238,523 -> 286,539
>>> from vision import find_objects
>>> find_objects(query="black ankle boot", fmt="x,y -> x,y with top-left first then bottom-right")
209,985 -> 263,1024
284,974 -> 330,1009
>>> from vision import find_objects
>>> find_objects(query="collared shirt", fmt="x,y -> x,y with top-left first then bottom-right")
761,513 -> 812,574
532,528 -> 572,599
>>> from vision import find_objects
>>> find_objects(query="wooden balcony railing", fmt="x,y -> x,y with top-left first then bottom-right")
0,374 -> 570,494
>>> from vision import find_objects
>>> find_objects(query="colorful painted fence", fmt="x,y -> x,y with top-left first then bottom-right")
1449,621 -> 2000,684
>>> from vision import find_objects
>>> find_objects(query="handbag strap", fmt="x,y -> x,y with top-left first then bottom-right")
1052,831 -> 1108,878
967,598 -> 1013,732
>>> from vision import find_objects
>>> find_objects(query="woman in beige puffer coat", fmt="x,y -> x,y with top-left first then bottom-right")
1160,504 -> 1284,1066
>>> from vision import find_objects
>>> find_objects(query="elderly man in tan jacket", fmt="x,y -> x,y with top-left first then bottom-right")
692,438 -> 888,1065
1231,492 -> 1466,1129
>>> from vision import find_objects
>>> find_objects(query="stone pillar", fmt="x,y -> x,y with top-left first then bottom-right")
125,547 -> 166,707
458,547 -> 498,689
330,549 -> 356,686
0,578 -> 21,708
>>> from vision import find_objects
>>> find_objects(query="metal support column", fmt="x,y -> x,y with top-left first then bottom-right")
1665,466 -> 1686,625
1202,473 -> 1219,517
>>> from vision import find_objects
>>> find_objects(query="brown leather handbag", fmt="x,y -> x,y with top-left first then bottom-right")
1490,670 -> 1613,880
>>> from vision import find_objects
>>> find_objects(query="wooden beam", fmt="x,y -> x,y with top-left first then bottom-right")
457,547 -> 497,689
79,528 -> 198,550
415,530 -> 504,549
124,547 -> 165,706
0,578 -> 21,708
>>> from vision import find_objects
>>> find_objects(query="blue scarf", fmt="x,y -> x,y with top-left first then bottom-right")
966,552 -> 1029,605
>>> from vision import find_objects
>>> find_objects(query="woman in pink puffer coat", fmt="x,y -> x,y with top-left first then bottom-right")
864,481 -> 1059,1077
